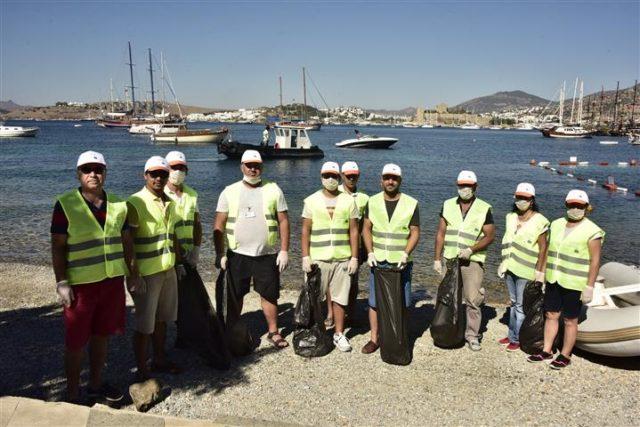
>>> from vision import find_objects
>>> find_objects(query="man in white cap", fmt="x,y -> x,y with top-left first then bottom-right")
127,156 -> 183,379
434,170 -> 495,351
338,161 -> 369,322
361,163 -> 420,354
51,151 -> 136,403
214,150 -> 291,349
301,161 -> 359,352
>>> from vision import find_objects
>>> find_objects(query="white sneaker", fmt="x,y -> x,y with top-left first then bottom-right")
333,333 -> 352,352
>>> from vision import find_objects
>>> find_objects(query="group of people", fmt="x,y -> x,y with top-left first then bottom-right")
51,148 -> 603,404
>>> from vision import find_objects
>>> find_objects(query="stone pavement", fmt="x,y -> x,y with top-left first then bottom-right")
0,396 -> 291,427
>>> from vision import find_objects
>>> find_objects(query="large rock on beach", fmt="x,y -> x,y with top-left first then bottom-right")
129,378 -> 163,413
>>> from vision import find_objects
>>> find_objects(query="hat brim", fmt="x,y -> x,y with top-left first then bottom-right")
146,166 -> 170,172
77,161 -> 106,168
168,160 -> 187,166
242,159 -> 263,164
321,170 -> 340,175
515,191 -> 534,197
342,169 -> 360,175
566,198 -> 588,205
457,179 -> 476,185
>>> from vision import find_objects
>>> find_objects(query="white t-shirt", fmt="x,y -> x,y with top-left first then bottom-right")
216,182 -> 288,256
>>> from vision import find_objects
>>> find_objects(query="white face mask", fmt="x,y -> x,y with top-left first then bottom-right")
322,177 -> 339,191
169,170 -> 186,185
243,174 -> 261,185
567,207 -> 586,221
458,187 -> 474,201
515,200 -> 531,212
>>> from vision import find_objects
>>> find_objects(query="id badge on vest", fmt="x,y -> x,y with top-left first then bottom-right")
241,206 -> 256,219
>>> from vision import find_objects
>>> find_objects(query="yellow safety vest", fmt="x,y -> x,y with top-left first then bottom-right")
338,185 -> 369,218
305,190 -> 354,261
501,212 -> 549,280
165,184 -> 198,252
368,192 -> 418,263
442,197 -> 492,263
58,189 -> 128,285
224,180 -> 281,250
546,217 -> 604,291
128,188 -> 176,277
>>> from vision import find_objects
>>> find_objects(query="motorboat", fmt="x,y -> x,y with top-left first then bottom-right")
541,125 -> 593,139
575,262 -> 640,357
421,124 -> 434,129
402,123 -> 419,128
151,126 -> 228,144
629,133 -> 640,146
335,133 -> 398,149
488,126 -> 502,130
459,123 -> 481,130
274,120 -> 321,131
0,124 -> 39,137
218,125 -> 323,159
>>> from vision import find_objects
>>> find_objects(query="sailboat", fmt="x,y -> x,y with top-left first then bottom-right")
275,68 -> 322,131
97,42 -> 136,129
542,79 -> 593,139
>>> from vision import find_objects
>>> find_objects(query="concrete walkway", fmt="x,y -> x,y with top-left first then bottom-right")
0,396 -> 289,427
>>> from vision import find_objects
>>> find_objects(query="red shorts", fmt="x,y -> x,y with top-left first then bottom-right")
63,276 -> 126,351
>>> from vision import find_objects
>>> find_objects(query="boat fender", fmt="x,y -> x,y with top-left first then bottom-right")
588,179 -> 597,184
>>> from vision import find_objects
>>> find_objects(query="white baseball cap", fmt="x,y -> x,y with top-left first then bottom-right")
457,170 -> 477,185
321,161 -> 340,175
341,161 -> 360,175
144,156 -> 170,173
515,182 -> 535,197
566,189 -> 589,205
166,151 -> 187,166
382,163 -> 402,177
241,150 -> 262,164
77,151 -> 106,168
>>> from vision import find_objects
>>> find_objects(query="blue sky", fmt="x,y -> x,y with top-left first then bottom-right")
1,1 -> 638,109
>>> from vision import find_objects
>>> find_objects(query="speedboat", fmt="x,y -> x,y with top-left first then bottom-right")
335,134 -> 398,149
0,124 -> 39,137
218,125 -> 324,159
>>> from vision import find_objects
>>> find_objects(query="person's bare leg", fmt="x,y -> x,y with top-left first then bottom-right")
88,335 -> 108,390
368,307 -> 378,344
261,297 -> 278,333
133,331 -> 150,379
561,318 -> 578,358
65,349 -> 84,400
542,311 -> 560,353
333,302 -> 346,334
152,321 -> 167,366
326,289 -> 333,322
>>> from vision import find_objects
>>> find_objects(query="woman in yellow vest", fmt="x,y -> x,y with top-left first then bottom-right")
498,183 -> 549,352
527,190 -> 604,369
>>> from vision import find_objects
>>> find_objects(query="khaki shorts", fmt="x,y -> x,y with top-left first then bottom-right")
316,260 -> 351,306
132,268 -> 178,334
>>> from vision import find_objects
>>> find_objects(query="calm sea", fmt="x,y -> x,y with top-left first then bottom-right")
1,121 -> 638,295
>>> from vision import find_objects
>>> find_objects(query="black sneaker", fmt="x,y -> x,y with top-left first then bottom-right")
526,351 -> 554,363
549,354 -> 571,370
87,382 -> 124,403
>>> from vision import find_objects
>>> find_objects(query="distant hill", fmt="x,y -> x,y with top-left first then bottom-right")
453,91 -> 550,113
366,107 -> 416,117
0,100 -> 26,114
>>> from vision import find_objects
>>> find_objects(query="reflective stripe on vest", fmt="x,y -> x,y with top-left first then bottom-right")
224,180 -> 281,250
545,217 -> 604,291
500,212 -> 549,280
338,185 -> 369,218
165,184 -> 198,252
128,188 -> 176,276
442,197 -> 491,263
368,192 -> 418,263
306,190 -> 354,261
58,189 -> 128,285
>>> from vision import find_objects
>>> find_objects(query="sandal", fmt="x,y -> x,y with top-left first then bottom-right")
150,361 -> 183,375
266,331 -> 289,350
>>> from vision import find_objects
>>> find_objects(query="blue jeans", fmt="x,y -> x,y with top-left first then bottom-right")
368,261 -> 413,308
505,271 -> 527,343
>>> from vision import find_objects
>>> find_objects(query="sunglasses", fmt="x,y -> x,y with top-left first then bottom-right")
243,162 -> 262,170
170,164 -> 187,172
382,174 -> 399,181
344,174 -> 359,180
321,173 -> 339,179
79,165 -> 105,175
147,170 -> 169,179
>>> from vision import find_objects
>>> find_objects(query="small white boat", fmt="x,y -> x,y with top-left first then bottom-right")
335,134 -> 398,149
629,133 -> 640,145
402,123 -> 419,128
151,126 -> 228,144
459,123 -> 480,130
599,140 -> 619,145
131,122 -> 185,135
0,124 -> 39,137
421,124 -> 434,129
74,124 -> 83,128
488,126 -> 502,130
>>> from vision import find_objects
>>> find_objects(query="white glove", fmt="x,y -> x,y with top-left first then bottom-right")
497,262 -> 507,279
367,252 -> 377,268
534,270 -> 545,283
397,252 -> 409,269
458,247 -> 473,260
581,286 -> 594,303
186,246 -> 200,267
216,254 -> 228,270
302,256 -> 313,273
276,250 -> 289,273
176,264 -> 187,280
347,257 -> 359,275
56,280 -> 74,307
433,260 -> 444,276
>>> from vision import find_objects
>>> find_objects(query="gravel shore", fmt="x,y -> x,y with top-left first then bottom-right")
1,262 -> 638,426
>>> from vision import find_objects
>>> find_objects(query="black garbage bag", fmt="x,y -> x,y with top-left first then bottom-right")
176,264 -> 231,370
215,269 -> 255,357
519,281 -> 564,354
375,267 -> 411,365
293,266 -> 333,358
430,259 -> 466,348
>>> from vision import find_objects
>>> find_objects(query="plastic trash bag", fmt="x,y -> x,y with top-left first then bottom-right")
293,266 -> 333,358
430,259 -> 466,348
215,269 -> 255,357
176,264 -> 231,370
519,281 -> 564,354
375,267 -> 411,365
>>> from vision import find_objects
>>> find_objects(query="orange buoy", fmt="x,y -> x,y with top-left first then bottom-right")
530,159 -> 537,166
599,162 -> 609,166
630,159 -> 638,166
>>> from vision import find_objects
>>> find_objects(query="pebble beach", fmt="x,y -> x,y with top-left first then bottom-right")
1,261 -> 638,426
